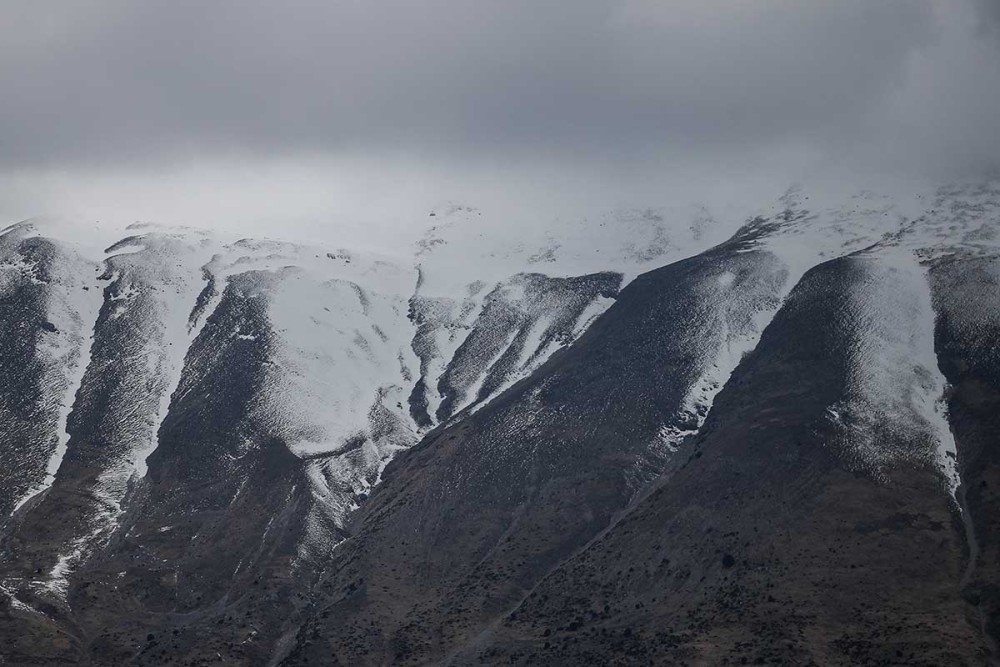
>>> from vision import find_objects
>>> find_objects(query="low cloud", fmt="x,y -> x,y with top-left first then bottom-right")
0,1 -> 997,233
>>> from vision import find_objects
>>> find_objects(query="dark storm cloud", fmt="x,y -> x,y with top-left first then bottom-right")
0,1 -> 963,165
975,0 -> 1000,32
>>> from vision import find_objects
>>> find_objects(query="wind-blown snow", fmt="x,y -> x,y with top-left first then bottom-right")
652,186 -> 927,455
2,225 -> 104,512
111,233 -> 222,479
261,263 -> 418,459
21,275 -> 101,505
824,248 -> 961,493
5,180 -> 997,571
412,202 -> 735,426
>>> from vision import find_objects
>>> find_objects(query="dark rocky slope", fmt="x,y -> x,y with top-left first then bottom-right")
1,185 -> 999,665
932,254 -> 1000,661
473,253 -> 980,666
282,234 -> 808,665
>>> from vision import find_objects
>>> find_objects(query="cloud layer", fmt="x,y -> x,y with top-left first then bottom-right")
0,1 -> 998,230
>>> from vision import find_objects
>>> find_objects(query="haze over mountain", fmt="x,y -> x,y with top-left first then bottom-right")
2,1 -> 1000,665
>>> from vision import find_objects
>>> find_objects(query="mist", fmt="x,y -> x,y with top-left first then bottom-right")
1,0 -> 998,247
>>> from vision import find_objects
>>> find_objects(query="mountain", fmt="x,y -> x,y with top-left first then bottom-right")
1,181 -> 998,665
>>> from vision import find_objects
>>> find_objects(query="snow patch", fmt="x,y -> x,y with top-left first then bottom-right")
11,242 -> 104,512
826,248 -> 961,494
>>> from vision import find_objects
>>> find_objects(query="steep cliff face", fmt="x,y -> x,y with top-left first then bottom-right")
1,182 -> 999,665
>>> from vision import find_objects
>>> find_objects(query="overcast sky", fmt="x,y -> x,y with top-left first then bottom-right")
1,0 -> 998,238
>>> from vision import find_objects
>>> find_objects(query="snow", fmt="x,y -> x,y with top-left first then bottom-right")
7,200 -> 742,493
455,327 -> 521,417
105,234 -> 222,480
9,235 -> 104,512
572,294 -> 615,337
45,553 -> 73,598
34,523 -> 107,602
823,247 -> 961,494
416,201 -> 738,292
261,264 -> 417,459
168,238 -> 421,467
5,179 -> 998,562
650,184 -> 954,463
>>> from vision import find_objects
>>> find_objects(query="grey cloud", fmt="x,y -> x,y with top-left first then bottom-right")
0,0 -> 996,184
0,2 -> 943,161
975,0 -> 1000,33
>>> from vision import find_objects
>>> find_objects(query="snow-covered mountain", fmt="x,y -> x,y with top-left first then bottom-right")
0,201 -> 724,591
1,180 -> 999,665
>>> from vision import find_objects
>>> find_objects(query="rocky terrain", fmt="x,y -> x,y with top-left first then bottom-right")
1,181 -> 998,665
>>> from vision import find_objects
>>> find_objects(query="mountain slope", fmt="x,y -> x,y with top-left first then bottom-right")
0,182 -> 998,665
476,251 -> 974,666
0,205 -> 717,662
284,184 -> 999,666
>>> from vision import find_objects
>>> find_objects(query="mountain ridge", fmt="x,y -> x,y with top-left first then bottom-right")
1,180 -> 998,664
